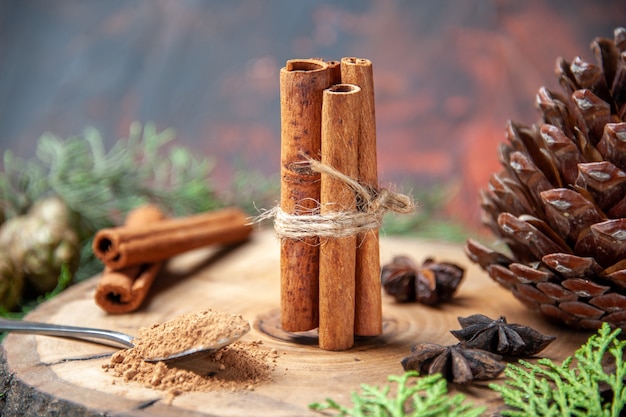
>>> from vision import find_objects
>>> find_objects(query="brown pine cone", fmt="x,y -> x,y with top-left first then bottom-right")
466,27 -> 626,330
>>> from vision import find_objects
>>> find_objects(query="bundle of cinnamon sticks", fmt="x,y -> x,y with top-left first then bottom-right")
93,206 -> 253,314
280,57 -> 382,351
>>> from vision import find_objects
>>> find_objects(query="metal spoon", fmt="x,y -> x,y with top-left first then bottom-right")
0,317 -> 248,363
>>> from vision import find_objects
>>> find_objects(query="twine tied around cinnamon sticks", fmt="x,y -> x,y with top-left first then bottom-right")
275,57 -> 415,351
260,155 -> 414,240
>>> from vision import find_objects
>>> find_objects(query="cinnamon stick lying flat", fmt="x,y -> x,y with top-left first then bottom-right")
279,58 -> 331,332
341,57 -> 383,337
318,83 -> 362,351
94,204 -> 165,314
92,207 -> 252,270
95,263 -> 163,314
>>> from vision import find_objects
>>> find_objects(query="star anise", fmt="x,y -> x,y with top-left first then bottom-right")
381,256 -> 464,305
450,314 -> 556,357
400,342 -> 505,384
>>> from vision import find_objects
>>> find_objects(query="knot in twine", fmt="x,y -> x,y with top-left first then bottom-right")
255,157 -> 415,240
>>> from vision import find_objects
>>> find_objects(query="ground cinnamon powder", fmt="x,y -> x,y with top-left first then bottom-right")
103,310 -> 278,399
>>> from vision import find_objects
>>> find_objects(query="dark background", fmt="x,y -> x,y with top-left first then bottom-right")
1,0 -> 624,229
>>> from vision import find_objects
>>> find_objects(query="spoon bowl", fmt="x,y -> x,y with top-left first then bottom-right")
0,317 -> 249,363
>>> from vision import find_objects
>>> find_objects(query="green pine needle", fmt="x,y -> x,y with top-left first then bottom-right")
1,122 -> 225,282
1,122 -> 222,229
309,371 -> 485,417
490,322 -> 626,417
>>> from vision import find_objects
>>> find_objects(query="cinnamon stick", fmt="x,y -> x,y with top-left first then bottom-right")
341,57 -> 383,336
326,60 -> 342,85
93,207 -> 252,270
94,204 -> 165,314
279,59 -> 331,332
94,264 -> 162,314
318,83 -> 362,351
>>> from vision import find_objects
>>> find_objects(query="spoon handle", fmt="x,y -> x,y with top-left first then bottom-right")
0,317 -> 135,348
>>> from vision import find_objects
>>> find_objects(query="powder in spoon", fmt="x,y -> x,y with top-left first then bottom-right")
137,309 -> 251,360
102,309 -> 278,398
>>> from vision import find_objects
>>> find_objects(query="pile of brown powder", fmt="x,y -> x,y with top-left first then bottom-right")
136,309 -> 251,361
102,310 -> 278,398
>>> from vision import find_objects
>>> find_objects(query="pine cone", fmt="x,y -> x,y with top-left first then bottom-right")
0,197 -> 80,294
466,27 -> 626,330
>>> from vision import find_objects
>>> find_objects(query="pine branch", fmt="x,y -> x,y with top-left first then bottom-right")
490,323 -> 626,417
309,371 -> 485,417
1,122 -> 222,227
0,122 -> 224,282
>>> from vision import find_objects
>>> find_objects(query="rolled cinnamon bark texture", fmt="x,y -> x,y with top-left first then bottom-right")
94,204 -> 165,314
93,207 -> 252,270
93,206 -> 253,314
275,56 -> 400,350
318,84 -> 362,351
94,263 -> 163,314
279,59 -> 332,332
341,57 -> 383,337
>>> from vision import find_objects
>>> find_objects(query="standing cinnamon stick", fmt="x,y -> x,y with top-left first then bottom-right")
327,60 -> 342,85
341,57 -> 383,336
94,204 -> 165,314
279,59 -> 331,332
318,84 -> 362,351
93,207 -> 252,270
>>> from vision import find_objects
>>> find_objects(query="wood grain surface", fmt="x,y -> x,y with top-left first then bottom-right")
0,229 -> 594,416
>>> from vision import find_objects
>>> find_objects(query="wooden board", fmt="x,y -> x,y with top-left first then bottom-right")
0,230 -> 594,416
